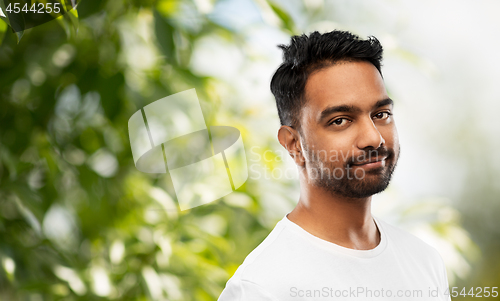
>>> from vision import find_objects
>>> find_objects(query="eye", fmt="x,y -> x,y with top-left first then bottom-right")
373,111 -> 392,120
329,118 -> 350,126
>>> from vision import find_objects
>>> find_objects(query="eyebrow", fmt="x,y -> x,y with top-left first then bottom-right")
318,98 -> 394,123
373,98 -> 394,109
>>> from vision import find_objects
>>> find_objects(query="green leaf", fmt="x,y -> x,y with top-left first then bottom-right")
61,1 -> 79,33
267,1 -> 295,34
0,1 -> 6,11
153,9 -> 177,65
51,0 -> 78,38
0,0 -> 12,27
76,0 -> 103,19
0,0 -> 25,43
0,18 -> 7,44
14,26 -> 22,42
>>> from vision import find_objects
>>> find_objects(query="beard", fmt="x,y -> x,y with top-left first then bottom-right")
303,144 -> 400,199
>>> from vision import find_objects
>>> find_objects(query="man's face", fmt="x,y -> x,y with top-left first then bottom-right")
299,60 -> 400,198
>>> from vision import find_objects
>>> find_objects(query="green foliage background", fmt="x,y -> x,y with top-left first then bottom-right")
0,0 -> 498,300
0,0 -> 281,299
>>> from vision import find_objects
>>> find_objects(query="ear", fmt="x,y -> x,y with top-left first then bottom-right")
277,125 -> 306,167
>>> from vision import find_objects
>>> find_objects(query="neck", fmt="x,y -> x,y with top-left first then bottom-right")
287,175 -> 380,250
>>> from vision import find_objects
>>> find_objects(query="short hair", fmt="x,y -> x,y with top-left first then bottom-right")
270,30 -> 384,131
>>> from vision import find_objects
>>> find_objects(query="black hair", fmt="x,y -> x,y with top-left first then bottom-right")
270,30 -> 384,131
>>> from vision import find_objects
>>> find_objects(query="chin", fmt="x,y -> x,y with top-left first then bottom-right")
328,167 -> 394,199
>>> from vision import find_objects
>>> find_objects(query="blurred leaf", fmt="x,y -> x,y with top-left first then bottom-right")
157,0 -> 178,17
154,9 -> 176,65
0,0 -> 10,26
13,27 -> 22,42
0,144 -> 17,180
76,0 -> 104,19
62,0 -> 79,32
0,0 -> 25,43
267,1 -> 295,33
55,1 -> 79,38
0,20 -> 6,45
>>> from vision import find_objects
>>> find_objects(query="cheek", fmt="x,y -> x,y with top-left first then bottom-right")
303,125 -> 356,163
382,125 -> 399,149
313,138 -> 354,165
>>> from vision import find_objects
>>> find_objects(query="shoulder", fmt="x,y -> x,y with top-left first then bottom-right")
376,217 -> 444,264
219,218 -> 297,300
232,218 -> 299,280
224,217 -> 312,287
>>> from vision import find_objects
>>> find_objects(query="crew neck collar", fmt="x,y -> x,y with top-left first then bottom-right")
282,213 -> 388,258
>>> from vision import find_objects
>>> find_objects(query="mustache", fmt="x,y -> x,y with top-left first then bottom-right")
346,146 -> 394,166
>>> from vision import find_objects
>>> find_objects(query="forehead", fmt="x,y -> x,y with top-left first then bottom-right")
302,61 -> 388,121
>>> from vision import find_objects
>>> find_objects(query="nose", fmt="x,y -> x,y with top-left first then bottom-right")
356,118 -> 385,150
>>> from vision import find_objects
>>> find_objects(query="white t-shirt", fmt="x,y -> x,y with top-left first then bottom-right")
218,214 -> 451,301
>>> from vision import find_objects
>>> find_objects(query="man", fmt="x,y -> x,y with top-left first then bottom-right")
218,30 -> 451,300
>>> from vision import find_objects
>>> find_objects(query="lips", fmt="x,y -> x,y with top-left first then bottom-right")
351,158 -> 386,170
352,156 -> 387,166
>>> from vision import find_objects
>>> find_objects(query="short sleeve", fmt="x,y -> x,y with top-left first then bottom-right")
218,278 -> 279,301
